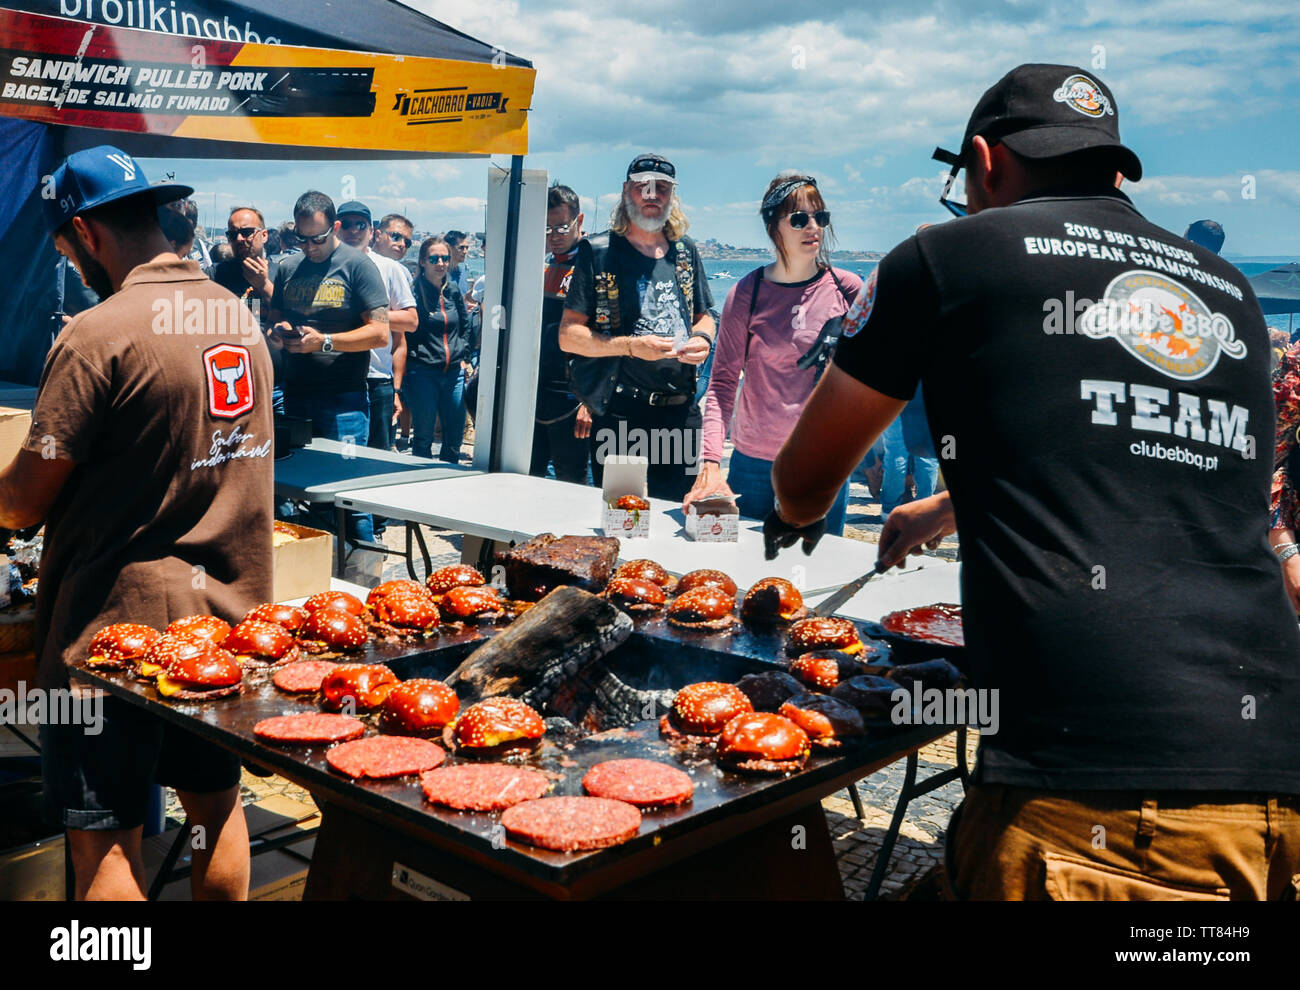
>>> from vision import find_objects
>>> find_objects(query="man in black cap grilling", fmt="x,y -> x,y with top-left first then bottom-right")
560,153 -> 715,500
769,64 -> 1300,899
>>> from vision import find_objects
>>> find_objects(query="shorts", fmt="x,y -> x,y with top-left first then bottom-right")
944,783 -> 1300,900
40,696 -> 241,831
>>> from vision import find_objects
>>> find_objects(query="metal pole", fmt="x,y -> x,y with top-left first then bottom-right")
488,155 -> 524,474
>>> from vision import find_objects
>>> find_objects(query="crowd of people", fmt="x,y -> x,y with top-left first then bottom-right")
139,158 -> 938,540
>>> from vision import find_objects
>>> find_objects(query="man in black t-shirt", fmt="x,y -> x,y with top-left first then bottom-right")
561,154 -> 715,501
269,190 -> 389,541
531,183 -> 591,484
769,64 -> 1300,899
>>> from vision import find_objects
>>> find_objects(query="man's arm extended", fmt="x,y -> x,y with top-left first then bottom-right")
0,450 -> 77,531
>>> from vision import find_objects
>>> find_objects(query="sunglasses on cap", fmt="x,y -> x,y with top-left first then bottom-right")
295,228 -> 333,245
384,230 -> 412,246
933,147 -> 968,218
786,210 -> 831,229
340,218 -> 370,232
226,226 -> 263,240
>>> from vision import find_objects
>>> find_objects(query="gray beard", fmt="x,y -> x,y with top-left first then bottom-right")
625,194 -> 667,233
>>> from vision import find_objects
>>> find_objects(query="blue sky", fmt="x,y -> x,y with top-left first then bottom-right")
147,0 -> 1300,258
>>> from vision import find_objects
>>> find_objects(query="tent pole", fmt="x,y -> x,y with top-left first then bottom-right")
488,154 -> 525,474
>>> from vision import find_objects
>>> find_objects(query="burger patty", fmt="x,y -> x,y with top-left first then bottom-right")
419,763 -> 551,811
582,759 -> 694,808
253,713 -> 366,745
500,796 -> 641,852
271,660 -> 340,694
326,736 -> 446,779
666,613 -> 738,632
720,754 -> 808,774
236,644 -> 301,668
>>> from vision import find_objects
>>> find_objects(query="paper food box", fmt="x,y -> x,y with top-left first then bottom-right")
601,456 -> 650,539
685,492 -> 740,542
272,521 -> 334,602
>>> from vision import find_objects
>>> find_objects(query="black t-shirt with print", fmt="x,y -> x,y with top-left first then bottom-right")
565,232 -> 713,396
271,243 -> 388,394
834,186 -> 1300,794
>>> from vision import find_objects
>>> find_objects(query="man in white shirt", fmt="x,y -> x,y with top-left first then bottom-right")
337,201 -> 417,461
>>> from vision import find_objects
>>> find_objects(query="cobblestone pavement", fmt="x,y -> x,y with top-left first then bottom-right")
197,439 -> 970,898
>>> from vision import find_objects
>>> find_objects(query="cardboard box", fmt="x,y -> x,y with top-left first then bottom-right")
272,521 -> 334,602
601,456 -> 650,539
0,405 -> 33,468
685,492 -> 740,542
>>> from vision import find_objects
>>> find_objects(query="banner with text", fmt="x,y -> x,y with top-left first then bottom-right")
0,7 -> 533,154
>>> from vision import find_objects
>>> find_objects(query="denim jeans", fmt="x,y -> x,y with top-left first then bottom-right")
881,402 -> 939,520
284,389 -> 373,542
406,363 -> 466,462
366,377 -> 395,451
727,448 -> 849,537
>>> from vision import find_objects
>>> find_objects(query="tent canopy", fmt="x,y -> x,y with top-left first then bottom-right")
1249,263 -> 1300,316
0,2 -> 534,384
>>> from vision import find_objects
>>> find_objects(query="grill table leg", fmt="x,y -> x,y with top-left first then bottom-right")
147,821 -> 191,901
335,506 -> 347,576
864,752 -> 918,900
846,783 -> 868,821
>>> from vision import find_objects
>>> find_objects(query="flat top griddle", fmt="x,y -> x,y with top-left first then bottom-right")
71,617 -> 948,897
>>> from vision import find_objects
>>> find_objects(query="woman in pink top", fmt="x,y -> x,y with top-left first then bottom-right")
685,173 -> 861,534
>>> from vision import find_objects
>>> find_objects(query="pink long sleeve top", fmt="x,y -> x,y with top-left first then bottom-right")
701,266 -> 863,463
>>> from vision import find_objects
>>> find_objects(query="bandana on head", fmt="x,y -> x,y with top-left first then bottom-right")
761,175 -> 817,223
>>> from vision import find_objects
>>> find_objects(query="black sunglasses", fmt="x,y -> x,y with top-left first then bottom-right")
226,226 -> 262,240
384,230 -> 412,246
933,147 -> 968,218
424,254 -> 451,264
787,210 -> 831,229
340,218 -> 370,232
295,228 -> 333,245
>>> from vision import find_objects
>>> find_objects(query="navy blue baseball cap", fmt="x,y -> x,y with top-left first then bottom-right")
43,145 -> 193,233
336,200 -> 372,223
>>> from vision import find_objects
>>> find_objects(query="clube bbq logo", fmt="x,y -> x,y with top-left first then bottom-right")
1052,73 -> 1114,118
1078,271 -> 1246,381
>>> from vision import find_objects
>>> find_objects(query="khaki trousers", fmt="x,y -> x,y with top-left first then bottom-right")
946,784 -> 1300,900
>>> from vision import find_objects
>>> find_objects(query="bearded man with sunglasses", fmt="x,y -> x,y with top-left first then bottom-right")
769,64 -> 1300,900
561,153 -> 715,500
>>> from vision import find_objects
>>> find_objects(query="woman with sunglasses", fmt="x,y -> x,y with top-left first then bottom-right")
406,236 -> 471,462
685,173 -> 862,533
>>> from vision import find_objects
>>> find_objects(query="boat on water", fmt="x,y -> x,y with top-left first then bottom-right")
709,271 -> 731,279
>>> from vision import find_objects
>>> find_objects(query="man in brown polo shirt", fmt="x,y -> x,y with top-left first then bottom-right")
0,146 -> 274,900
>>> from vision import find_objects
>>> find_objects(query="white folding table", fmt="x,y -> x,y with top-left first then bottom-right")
336,472 -> 895,596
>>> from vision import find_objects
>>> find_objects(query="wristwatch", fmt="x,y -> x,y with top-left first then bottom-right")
321,334 -> 334,353
688,330 -> 715,352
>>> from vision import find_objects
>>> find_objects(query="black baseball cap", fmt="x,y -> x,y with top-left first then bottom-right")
336,200 -> 372,223
627,153 -> 676,183
947,64 -> 1142,181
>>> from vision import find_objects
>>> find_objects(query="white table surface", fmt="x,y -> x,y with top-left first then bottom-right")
337,472 -> 901,597
275,438 -> 481,502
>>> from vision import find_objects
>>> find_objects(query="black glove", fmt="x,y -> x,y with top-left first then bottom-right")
763,507 -> 827,560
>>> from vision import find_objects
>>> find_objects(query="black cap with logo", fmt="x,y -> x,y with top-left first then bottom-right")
951,63 -> 1142,180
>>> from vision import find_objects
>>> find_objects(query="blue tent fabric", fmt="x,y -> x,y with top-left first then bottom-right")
0,119 -> 61,385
